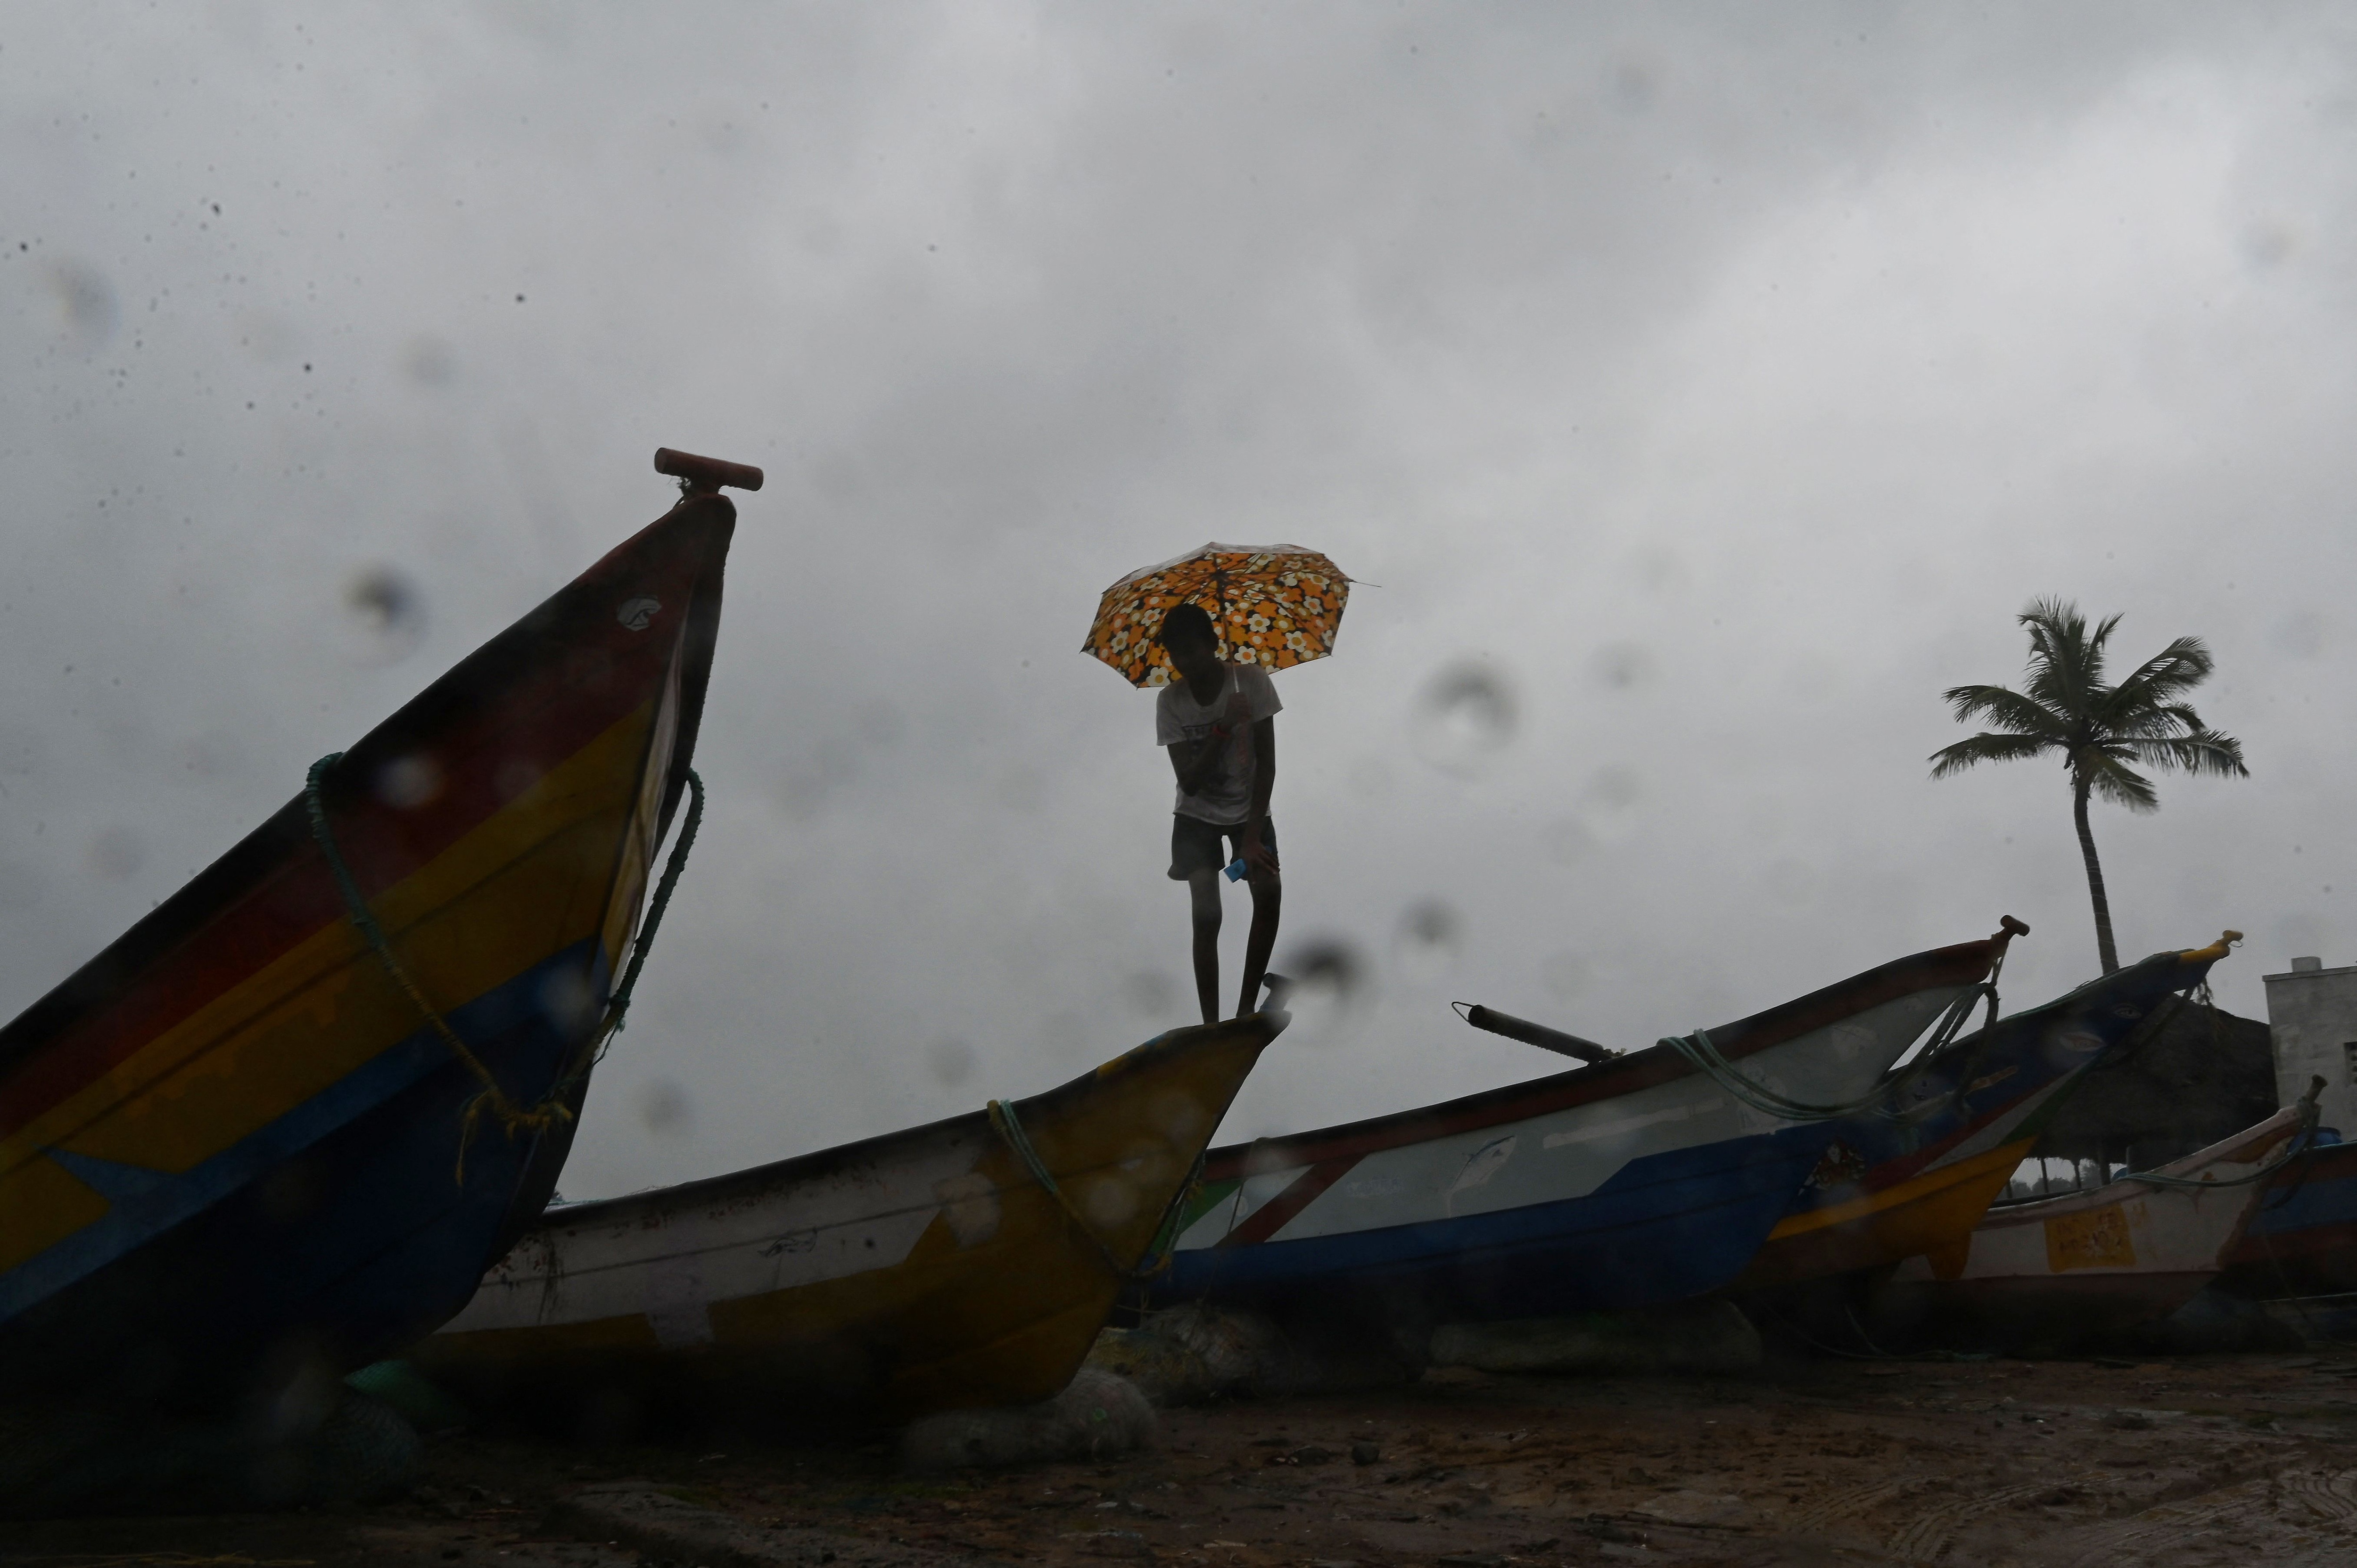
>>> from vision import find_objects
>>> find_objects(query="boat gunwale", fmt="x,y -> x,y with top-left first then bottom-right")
0,493 -> 736,1090
1196,939 -> 2000,1179
1977,1101 -> 2308,1227
1776,947 -> 2225,1210
521,1012 -> 1287,1235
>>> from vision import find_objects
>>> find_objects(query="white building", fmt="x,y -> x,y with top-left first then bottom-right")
2263,956 -> 2357,1137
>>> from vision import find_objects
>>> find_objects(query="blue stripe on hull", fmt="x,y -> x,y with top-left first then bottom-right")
1156,1128 -> 1828,1322
2248,1168 -> 2357,1239
0,941 -> 604,1406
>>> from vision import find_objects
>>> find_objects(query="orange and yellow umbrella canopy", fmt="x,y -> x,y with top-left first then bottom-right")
1082,542 -> 1351,688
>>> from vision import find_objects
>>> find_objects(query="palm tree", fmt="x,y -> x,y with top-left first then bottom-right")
1930,598 -> 2247,974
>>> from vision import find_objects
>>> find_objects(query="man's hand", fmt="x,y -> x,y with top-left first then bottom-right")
1238,824 -> 1280,883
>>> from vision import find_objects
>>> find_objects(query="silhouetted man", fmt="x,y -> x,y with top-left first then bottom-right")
1154,603 -> 1281,1023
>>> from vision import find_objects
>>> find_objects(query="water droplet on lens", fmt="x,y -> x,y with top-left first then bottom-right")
1542,951 -> 1591,1003
1123,972 -> 1176,1018
404,336 -> 457,386
342,566 -> 426,665
88,825 -> 145,880
47,260 -> 118,346
636,1079 -> 692,1135
1277,936 -> 1368,1043
1544,819 -> 1595,865
2275,611 -> 2324,657
928,1039 -> 975,1086
376,753 -> 443,810
1591,641 -> 1654,690
538,968 -> 599,1033
1581,764 -> 1643,812
1395,899 -> 1461,982
1412,662 -> 1517,776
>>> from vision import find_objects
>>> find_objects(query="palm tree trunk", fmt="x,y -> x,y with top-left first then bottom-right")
2072,778 -> 2120,974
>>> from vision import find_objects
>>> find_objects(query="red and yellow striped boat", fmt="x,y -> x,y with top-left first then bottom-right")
0,450 -> 748,1414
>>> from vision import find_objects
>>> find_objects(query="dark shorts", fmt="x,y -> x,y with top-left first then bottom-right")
1169,813 -> 1277,881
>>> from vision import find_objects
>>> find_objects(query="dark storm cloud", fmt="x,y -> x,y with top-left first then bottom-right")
4,4 -> 2353,1195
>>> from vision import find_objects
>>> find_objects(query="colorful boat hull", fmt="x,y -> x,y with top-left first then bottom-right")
0,488 -> 735,1411
1871,1103 -> 2306,1347
1739,942 -> 2233,1289
414,1015 -> 1284,1423
2219,1139 -> 2357,1298
1148,937 -> 2006,1335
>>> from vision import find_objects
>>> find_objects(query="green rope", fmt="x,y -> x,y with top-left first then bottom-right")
305,753 -> 703,1182
560,768 -> 704,1089
2108,1080 -> 2324,1191
988,1097 -> 1133,1278
1660,982 -> 1993,1125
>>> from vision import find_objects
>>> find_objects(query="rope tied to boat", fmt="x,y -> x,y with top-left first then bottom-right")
1660,979 -> 1995,1126
987,1097 -> 1140,1280
2109,1075 -> 2326,1192
304,753 -> 703,1183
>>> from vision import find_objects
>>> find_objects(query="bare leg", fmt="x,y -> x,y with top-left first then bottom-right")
1236,870 -> 1281,1018
1188,871 -> 1223,1025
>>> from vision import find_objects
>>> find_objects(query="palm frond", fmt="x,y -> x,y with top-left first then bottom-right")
1941,683 -> 2071,739
2121,728 -> 2249,779
2081,748 -> 2160,812
2103,635 -> 2216,717
1929,731 -> 2056,779
2017,599 -> 2116,721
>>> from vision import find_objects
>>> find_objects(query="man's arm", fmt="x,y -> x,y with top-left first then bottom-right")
1238,717 -> 1278,876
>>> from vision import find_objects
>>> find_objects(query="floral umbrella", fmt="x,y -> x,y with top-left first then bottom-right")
1083,542 -> 1351,688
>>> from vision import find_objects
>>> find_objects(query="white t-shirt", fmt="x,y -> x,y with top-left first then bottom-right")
1156,663 -> 1284,825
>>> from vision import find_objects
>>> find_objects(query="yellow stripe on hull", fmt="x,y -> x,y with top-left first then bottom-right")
417,1016 -> 1281,1422
1737,1140 -> 2033,1289
1,703 -> 655,1203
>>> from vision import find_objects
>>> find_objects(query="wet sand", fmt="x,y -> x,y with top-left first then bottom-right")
8,1351 -> 2357,1568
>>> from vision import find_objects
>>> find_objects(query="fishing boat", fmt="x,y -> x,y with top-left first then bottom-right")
1738,935 -> 2242,1291
0,448 -> 751,1415
412,1013 -> 1284,1425
1869,1094 -> 2317,1348
2218,1138 -> 2357,1298
1144,926 -> 2019,1339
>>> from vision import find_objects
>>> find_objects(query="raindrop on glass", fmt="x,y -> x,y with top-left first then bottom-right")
1541,951 -> 1591,1003
377,753 -> 444,810
87,825 -> 145,881
636,1079 -> 692,1135
1277,936 -> 1368,1044
1412,662 -> 1517,776
1591,641 -> 1654,691
404,336 -> 457,386
47,260 -> 118,347
342,566 -> 427,665
1395,899 -> 1461,982
928,1038 -> 975,1087
1123,971 -> 1176,1018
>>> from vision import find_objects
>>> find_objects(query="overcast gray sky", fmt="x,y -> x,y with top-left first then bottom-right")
6,4 -> 2354,1198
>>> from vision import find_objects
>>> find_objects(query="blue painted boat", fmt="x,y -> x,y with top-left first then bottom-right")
1146,929 -> 2013,1338
2221,1137 -> 2357,1298
0,450 -> 750,1418
1738,936 -> 2240,1289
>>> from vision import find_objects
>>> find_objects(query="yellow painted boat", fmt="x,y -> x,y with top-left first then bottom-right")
1739,937 -> 2239,1290
413,1013 -> 1285,1423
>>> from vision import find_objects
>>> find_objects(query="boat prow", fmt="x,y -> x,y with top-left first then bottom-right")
0,452 -> 747,1415
415,1011 -> 1287,1426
